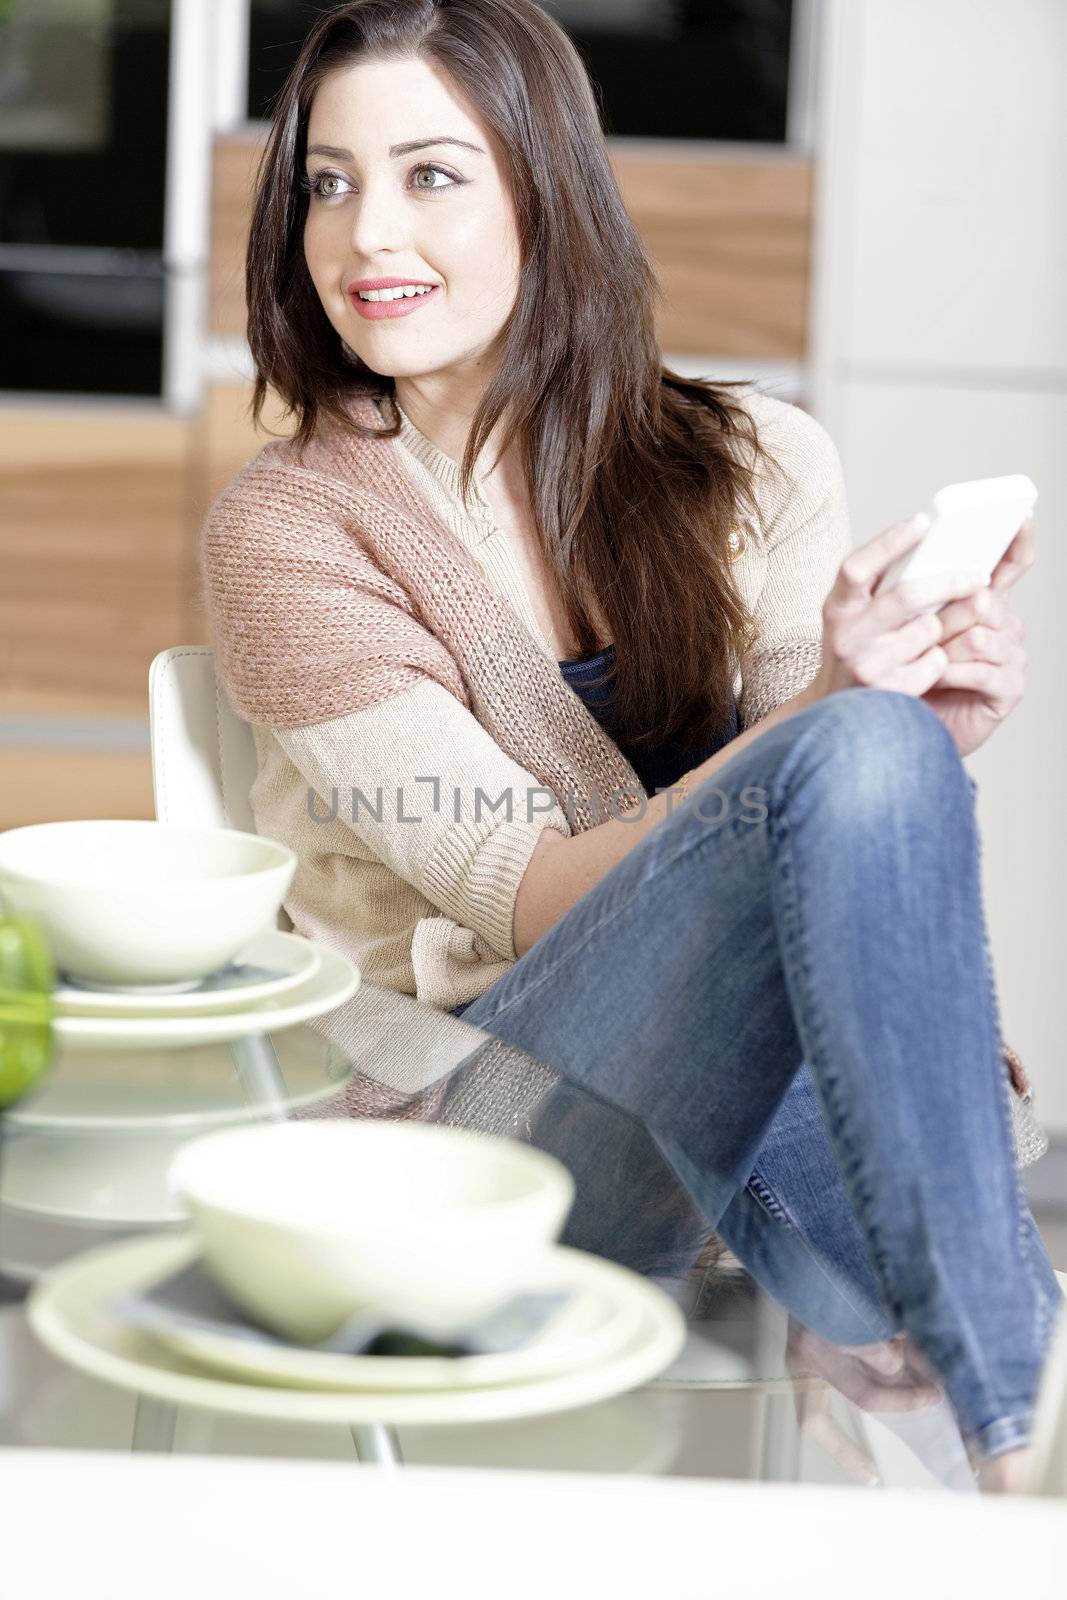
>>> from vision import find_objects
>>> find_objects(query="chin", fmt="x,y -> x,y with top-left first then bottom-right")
373,353 -> 465,383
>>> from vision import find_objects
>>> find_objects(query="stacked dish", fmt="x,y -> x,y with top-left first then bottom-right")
27,1122 -> 688,1423
0,821 -> 361,1050
51,929 -> 360,1052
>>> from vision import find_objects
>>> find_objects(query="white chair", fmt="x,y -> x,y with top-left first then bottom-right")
148,646 -> 258,835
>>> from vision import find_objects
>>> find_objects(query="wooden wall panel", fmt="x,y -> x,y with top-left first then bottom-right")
211,136 -> 260,345
611,151 -> 813,359
0,746 -> 154,831
193,383 -> 295,513
211,132 -> 814,358
0,409 -> 192,715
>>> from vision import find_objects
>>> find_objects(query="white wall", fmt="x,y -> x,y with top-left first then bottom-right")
809,1 -> 1067,1128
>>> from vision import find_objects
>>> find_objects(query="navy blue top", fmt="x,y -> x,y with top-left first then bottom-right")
558,644 -> 739,796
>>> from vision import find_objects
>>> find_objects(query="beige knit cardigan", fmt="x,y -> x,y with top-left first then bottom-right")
198,387 -> 850,1012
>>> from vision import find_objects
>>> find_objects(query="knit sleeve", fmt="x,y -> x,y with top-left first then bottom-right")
198,460 -> 469,729
736,396 -> 852,730
274,681 -> 572,962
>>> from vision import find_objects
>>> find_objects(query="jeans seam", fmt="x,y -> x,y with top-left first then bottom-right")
746,1172 -> 796,1230
746,1171 -> 897,1344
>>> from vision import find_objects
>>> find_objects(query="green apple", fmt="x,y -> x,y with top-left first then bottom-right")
0,916 -> 56,1108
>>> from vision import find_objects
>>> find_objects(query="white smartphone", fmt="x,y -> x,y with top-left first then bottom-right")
873,474 -> 1038,611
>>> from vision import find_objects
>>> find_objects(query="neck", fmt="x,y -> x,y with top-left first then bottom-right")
392,369 -> 521,506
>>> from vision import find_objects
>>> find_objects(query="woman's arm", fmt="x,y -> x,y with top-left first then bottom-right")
513,680 -> 819,958
276,679 -> 573,964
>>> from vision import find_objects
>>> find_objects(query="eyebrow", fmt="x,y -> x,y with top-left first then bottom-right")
305,137 -> 487,162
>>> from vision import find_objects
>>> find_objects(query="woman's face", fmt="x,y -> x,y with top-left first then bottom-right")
302,55 -> 523,385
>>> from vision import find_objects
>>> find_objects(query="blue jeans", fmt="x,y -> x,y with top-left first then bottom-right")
450,688 -> 1061,1461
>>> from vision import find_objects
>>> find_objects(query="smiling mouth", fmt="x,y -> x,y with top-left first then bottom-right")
353,284 -> 437,302
349,284 -> 441,321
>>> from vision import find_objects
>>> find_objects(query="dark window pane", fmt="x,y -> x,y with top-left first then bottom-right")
247,1 -> 794,143
0,262 -> 165,397
0,1 -> 171,252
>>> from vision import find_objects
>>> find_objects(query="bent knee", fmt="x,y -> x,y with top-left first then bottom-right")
811,686 -> 952,747
779,688 -> 966,820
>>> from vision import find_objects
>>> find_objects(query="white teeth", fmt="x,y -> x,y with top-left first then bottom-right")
358,285 -> 435,302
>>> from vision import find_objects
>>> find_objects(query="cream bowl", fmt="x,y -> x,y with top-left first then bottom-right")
0,820 -> 296,989
168,1120 -> 576,1343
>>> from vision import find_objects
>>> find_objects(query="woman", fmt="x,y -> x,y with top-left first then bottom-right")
200,0 -> 1060,1487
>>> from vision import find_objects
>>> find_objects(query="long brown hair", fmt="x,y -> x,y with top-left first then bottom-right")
247,0 -> 774,753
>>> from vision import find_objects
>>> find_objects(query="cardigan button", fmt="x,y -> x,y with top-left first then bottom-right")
727,528 -> 748,562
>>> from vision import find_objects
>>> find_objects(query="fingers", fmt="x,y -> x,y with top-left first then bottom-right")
835,509 -> 1036,609
826,626 -> 949,699
923,609 -> 1023,667
824,572 -> 988,696
832,514 -> 932,600
922,583 -> 1027,719
938,587 -> 1027,654
990,515 -> 1037,592
863,569 -> 990,632
852,610 -> 944,676
825,571 -> 988,668
942,624 -> 1012,667
929,660 -> 1023,702
936,584 -> 1009,640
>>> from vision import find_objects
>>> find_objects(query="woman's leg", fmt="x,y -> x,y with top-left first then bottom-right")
450,686 -> 1060,1459
718,1063 -> 897,1346
722,1061 -> 1059,1351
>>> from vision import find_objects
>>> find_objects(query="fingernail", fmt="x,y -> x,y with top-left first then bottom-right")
908,513 -> 931,535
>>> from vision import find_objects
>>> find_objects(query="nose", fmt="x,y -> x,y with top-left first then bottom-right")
346,175 -> 412,261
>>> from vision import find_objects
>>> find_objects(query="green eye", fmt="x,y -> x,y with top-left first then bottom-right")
319,174 -> 342,196
412,165 -> 458,191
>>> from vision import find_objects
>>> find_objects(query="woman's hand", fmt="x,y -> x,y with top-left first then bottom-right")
810,514 -> 1034,757
918,519 -> 1033,757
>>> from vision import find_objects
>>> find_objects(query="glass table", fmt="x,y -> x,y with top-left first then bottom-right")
0,979 -> 1048,1492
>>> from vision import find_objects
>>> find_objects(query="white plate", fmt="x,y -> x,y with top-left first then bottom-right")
54,931 -> 321,1017
145,1246 -> 643,1392
27,1234 -> 687,1426
52,948 -> 360,1052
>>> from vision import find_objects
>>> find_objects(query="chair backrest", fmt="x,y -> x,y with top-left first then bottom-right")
148,647 -> 259,832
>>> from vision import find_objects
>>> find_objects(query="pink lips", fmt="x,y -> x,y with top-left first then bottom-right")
348,282 -> 441,321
